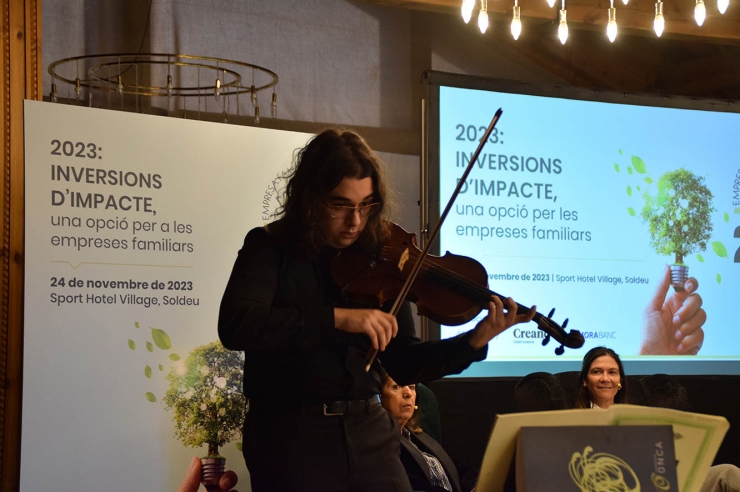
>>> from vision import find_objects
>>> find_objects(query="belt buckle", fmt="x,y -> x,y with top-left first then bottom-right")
322,402 -> 345,416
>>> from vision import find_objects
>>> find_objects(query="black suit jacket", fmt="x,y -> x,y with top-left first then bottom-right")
400,430 -> 464,492
219,225 -> 488,403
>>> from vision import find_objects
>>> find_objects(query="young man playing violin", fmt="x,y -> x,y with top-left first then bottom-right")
218,128 -> 535,492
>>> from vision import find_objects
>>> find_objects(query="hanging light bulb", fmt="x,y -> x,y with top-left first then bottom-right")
222,110 -> 228,123
654,1 -> 665,36
166,74 -> 173,97
547,0 -> 556,8
462,0 -> 476,23
511,3 -> 522,39
250,85 -> 257,107
622,0 -> 629,5
74,78 -> 82,99
717,0 -> 729,14
694,0 -> 706,24
558,8 -> 569,43
478,0 -> 489,33
254,105 -> 260,125
607,4 -> 618,42
50,83 -> 58,103
116,75 -> 124,94
214,77 -> 221,101
271,92 -> 278,118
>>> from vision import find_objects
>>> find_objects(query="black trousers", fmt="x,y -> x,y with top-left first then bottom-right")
243,401 -> 414,492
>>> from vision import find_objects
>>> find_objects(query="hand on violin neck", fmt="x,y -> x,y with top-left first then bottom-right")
468,296 -> 536,350
334,307 -> 399,351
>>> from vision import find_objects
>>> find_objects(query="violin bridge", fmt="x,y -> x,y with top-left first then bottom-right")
398,248 -> 409,272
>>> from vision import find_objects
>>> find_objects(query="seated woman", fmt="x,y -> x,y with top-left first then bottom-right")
576,346 -> 740,492
380,372 -> 476,492
574,346 -> 627,409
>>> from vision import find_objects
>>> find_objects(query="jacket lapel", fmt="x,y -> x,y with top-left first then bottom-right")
405,431 -> 463,492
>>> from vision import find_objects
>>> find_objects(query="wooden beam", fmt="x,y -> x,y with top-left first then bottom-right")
655,47 -> 740,96
1,1 -> 41,491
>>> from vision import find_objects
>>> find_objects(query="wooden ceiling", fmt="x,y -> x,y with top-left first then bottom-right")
358,0 -> 740,99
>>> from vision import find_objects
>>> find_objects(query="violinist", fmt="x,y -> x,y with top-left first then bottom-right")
218,128 -> 535,492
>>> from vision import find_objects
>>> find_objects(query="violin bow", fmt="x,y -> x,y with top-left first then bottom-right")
365,109 -> 504,371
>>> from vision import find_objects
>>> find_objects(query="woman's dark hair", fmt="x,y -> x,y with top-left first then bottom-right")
273,128 -> 392,252
574,346 -> 627,408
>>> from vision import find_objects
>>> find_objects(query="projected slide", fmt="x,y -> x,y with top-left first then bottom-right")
436,85 -> 740,375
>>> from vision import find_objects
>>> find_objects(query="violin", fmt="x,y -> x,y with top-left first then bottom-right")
331,221 -> 584,355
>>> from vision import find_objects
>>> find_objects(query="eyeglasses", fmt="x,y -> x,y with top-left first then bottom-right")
323,201 -> 380,220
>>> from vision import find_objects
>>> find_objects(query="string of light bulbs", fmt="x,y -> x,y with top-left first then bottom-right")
460,0 -> 730,43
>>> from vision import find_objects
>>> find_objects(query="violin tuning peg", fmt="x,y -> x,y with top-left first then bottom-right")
555,345 -> 565,356
547,308 -> 555,318
562,318 -> 569,329
541,334 -> 551,346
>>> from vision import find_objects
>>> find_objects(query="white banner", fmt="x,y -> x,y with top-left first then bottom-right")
22,100 -> 313,491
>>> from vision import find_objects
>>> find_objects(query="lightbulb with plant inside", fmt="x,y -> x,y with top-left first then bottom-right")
163,341 -> 245,491
640,168 -> 715,291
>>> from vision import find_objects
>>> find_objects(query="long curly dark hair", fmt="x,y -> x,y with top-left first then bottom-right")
272,128 -> 392,253
574,346 -> 627,408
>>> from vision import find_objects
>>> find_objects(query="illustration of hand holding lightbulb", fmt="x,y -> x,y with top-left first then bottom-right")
640,265 -> 706,355
639,169 -> 714,355
178,456 -> 238,492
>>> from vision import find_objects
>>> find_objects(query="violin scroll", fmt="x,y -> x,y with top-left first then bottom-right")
532,306 -> 583,354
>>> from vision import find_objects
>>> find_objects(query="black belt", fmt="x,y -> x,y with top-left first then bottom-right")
249,394 -> 381,417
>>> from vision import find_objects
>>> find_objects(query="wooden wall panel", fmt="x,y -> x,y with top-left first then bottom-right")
1,0 -> 41,490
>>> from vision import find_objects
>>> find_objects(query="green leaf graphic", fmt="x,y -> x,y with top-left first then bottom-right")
627,207 -> 636,216
712,241 -> 728,258
128,339 -> 136,350
627,167 -> 633,175
631,155 -> 647,174
724,212 -> 730,223
146,341 -> 154,352
636,185 -> 641,191
145,392 -> 157,402
697,254 -> 704,262
135,321 -> 140,328
151,328 -> 172,350
236,442 -> 243,452
145,365 -> 152,379
644,177 -> 653,184
158,364 -> 164,371
626,185 -> 632,196
619,149 -> 623,155
717,273 -> 722,284
169,353 -> 181,361
614,163 -> 620,172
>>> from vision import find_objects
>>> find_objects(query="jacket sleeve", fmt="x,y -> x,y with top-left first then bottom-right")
378,301 -> 488,385
218,227 -> 335,352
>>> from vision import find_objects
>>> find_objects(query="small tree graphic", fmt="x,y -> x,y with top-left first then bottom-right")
613,153 -> 731,286
641,168 -> 715,288
163,341 -> 245,458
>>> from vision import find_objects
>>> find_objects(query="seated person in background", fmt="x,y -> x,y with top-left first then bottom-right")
574,346 -> 626,409
575,346 -> 740,492
380,372 -> 477,492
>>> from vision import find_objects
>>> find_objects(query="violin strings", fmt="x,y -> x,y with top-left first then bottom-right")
375,246 -> 576,346
380,246 -> 541,320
